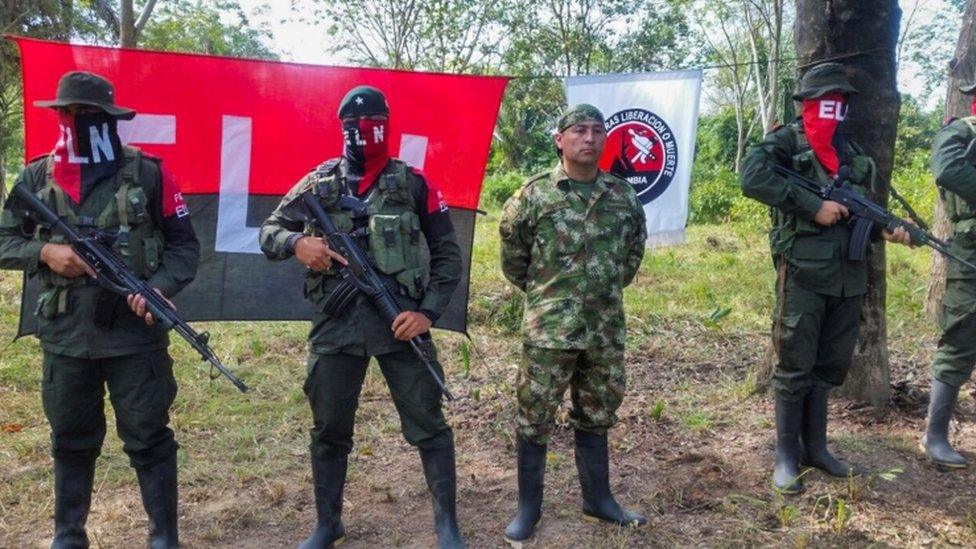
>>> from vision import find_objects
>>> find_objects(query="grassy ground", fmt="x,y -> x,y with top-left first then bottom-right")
1,215 -> 974,548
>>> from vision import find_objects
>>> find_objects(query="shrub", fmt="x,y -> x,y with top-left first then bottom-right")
481,171 -> 525,208
688,167 -> 740,224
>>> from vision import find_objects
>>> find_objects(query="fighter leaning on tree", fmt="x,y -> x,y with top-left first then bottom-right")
740,62 -> 913,494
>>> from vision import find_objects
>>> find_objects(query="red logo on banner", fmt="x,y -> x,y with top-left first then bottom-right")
601,108 -> 679,204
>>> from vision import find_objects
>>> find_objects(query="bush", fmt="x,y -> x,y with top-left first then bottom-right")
481,171 -> 524,208
890,149 -> 937,224
688,167 -> 740,224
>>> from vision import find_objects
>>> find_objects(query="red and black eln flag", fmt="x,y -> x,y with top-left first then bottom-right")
12,37 -> 508,336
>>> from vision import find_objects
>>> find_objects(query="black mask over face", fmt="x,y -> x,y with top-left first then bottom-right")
52,110 -> 124,203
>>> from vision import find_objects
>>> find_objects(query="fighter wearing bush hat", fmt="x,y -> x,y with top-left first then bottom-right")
741,62 -> 912,493
0,69 -> 199,547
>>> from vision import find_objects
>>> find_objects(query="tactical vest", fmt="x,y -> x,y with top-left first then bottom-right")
943,116 -> 976,232
303,158 -> 426,303
34,146 -> 164,317
768,125 -> 875,257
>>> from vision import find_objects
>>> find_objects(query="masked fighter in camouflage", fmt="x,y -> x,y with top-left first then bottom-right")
499,104 -> 648,542
259,86 -> 465,549
0,71 -> 199,548
740,62 -> 912,493
921,80 -> 976,469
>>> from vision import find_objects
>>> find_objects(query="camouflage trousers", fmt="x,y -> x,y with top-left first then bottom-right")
516,343 -> 626,445
932,277 -> 976,388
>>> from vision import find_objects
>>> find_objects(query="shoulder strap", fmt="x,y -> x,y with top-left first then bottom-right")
40,156 -> 79,224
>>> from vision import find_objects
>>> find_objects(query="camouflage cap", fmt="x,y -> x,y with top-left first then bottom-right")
337,85 -> 389,119
793,62 -> 858,100
959,81 -> 976,96
557,104 -> 604,132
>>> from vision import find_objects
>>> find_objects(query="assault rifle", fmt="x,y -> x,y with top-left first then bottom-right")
8,183 -> 249,393
293,183 -> 455,401
772,164 -> 976,271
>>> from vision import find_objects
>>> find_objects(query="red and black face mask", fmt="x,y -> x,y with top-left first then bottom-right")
802,92 -> 851,177
52,110 -> 124,203
342,118 -> 390,195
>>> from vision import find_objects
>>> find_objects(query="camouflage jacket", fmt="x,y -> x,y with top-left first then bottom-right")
740,123 -> 875,297
499,163 -> 647,350
932,117 -> 976,279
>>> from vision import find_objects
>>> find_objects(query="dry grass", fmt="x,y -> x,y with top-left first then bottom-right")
1,220 -> 972,547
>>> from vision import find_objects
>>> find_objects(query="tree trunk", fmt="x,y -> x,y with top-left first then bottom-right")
120,0 -> 135,47
795,0 -> 902,405
924,0 -> 976,320
118,0 -> 155,47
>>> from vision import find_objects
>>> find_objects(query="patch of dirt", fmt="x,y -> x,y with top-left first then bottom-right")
5,325 -> 976,547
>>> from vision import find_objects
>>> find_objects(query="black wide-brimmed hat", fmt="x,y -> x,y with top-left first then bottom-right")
793,62 -> 858,100
34,71 -> 136,120
959,81 -> 976,96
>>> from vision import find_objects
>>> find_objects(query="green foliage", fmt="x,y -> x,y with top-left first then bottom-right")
649,399 -> 665,421
138,1 -> 276,59
459,339 -> 471,378
689,170 -> 739,224
481,171 -> 523,208
890,149 -> 937,225
894,96 -> 943,171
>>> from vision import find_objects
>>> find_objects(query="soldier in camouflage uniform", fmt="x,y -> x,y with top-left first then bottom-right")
921,80 -> 976,469
0,72 -> 199,548
259,86 -> 465,549
499,104 -> 648,542
740,63 -> 912,493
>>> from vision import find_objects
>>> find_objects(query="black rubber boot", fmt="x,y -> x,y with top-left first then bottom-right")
503,438 -> 547,543
773,395 -> 804,494
800,387 -> 865,478
51,453 -> 96,549
573,430 -> 646,527
135,454 -> 179,549
922,379 -> 967,469
298,454 -> 347,549
419,444 -> 466,549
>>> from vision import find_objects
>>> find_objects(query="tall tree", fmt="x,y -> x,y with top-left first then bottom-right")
697,0 -> 792,172
307,0 -> 511,72
924,0 -> 976,320
794,0 -> 902,405
119,0 -> 158,47
1,2 -> 117,185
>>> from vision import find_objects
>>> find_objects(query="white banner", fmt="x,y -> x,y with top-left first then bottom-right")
566,70 -> 702,246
